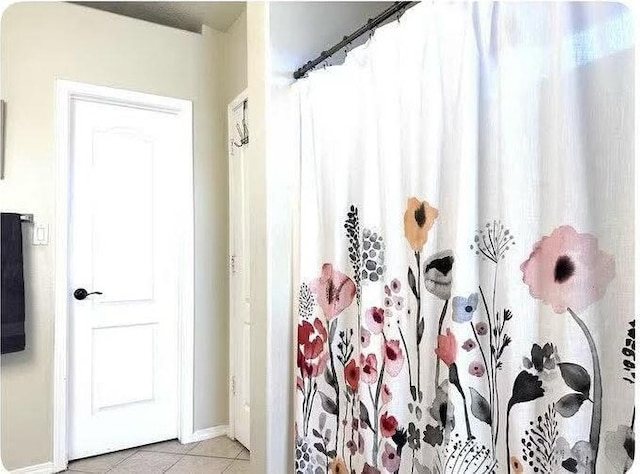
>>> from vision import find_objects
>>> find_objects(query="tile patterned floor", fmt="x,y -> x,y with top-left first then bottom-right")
64,437 -> 250,473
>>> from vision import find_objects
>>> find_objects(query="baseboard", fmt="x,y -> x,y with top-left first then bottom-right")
7,462 -> 54,474
181,425 -> 228,444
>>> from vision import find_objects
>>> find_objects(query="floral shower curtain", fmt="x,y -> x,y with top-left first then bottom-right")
293,2 -> 634,473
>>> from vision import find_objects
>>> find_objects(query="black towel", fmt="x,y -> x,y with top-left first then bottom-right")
1,213 -> 25,354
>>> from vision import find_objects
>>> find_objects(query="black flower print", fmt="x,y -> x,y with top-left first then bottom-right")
423,250 -> 454,300
523,342 -> 559,380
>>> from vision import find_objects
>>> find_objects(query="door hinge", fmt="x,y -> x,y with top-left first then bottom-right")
230,255 -> 237,275
231,376 -> 236,395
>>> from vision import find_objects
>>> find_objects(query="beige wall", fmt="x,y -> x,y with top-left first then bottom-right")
246,3 -> 268,472
0,2 -> 237,469
224,10 -> 248,104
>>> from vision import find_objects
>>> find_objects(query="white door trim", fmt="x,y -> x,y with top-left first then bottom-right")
227,89 -> 248,443
53,80 -> 194,472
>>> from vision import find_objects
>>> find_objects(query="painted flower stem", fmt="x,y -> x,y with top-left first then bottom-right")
414,251 -> 422,397
491,264 -> 501,449
371,357 -> 387,468
568,307 -> 602,473
326,319 -> 341,454
506,407 -> 513,474
304,383 -> 317,436
398,325 -> 413,390
479,284 -> 499,450
449,363 -> 472,439
434,298 -> 450,391
301,378 -> 308,433
341,397 -> 349,460
470,319 -> 494,452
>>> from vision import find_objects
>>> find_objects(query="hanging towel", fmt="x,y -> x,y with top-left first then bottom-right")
1,213 -> 25,354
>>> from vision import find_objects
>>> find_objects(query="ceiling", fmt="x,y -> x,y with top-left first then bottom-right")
270,2 -> 394,75
73,2 -> 246,33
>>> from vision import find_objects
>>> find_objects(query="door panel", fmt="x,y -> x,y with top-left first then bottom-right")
69,97 -> 183,460
230,97 -> 251,450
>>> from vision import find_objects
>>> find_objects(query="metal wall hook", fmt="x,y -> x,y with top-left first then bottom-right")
232,99 -> 249,148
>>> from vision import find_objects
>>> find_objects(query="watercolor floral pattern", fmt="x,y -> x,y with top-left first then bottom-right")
295,199 -> 632,473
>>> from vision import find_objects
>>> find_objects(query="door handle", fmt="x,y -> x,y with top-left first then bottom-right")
73,288 -> 103,301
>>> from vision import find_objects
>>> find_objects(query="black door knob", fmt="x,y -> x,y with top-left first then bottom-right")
73,288 -> 103,300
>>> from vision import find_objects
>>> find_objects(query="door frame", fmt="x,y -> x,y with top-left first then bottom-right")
227,89 -> 248,443
52,80 -> 194,471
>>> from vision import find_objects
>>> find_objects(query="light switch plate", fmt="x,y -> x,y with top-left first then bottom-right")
32,223 -> 49,245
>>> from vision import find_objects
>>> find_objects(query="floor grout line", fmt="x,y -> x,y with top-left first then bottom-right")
104,448 -> 141,472
180,452 -> 244,460
161,453 -> 186,473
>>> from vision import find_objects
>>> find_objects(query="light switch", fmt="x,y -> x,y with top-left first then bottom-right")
32,223 -> 49,246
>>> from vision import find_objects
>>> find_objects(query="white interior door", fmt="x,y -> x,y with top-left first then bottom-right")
68,88 -> 191,460
229,95 -> 251,450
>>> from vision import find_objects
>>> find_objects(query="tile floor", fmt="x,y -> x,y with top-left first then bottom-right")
64,437 -> 249,473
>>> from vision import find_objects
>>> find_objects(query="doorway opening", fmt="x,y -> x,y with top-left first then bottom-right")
227,90 -> 251,451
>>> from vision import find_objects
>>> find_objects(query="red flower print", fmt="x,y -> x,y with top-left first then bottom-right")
365,306 -> 385,334
360,353 -> 378,384
297,318 -> 328,378
435,328 -> 457,366
521,225 -> 615,313
380,412 -> 398,438
310,263 -> 356,320
344,359 -> 360,391
381,384 -> 392,405
298,319 -> 325,359
362,464 -> 381,474
297,348 -> 328,378
382,339 -> 404,376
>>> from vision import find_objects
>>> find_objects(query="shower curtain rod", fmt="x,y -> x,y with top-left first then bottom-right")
293,1 -> 418,80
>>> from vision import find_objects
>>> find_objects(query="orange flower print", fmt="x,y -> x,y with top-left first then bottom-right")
403,197 -> 438,252
329,456 -> 348,474
510,456 -> 524,474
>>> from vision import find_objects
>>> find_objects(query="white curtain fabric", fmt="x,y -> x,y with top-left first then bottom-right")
293,3 -> 634,474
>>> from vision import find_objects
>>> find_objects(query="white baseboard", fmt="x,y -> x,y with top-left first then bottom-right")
8,462 -> 54,474
181,425 -> 228,444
